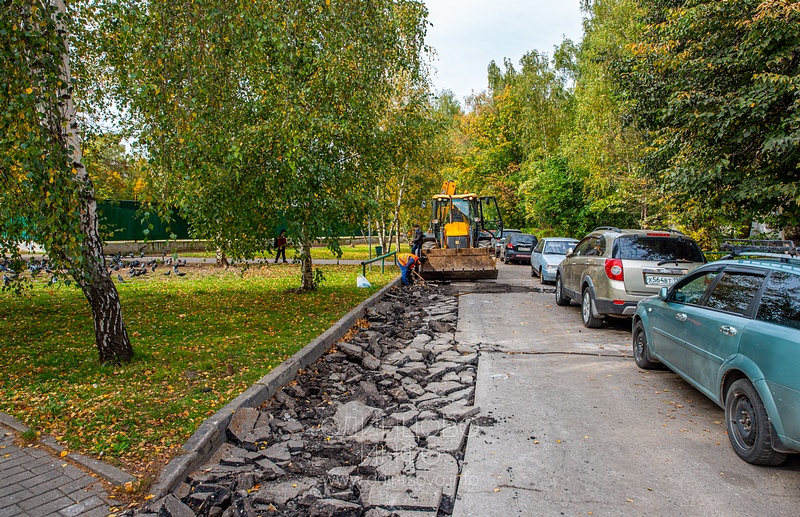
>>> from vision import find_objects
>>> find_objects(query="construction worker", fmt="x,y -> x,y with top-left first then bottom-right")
396,252 -> 419,285
411,224 -> 424,257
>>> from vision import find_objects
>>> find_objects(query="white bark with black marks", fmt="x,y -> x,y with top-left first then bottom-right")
52,0 -> 132,363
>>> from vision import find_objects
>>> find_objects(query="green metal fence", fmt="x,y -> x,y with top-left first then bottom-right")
98,200 -> 191,241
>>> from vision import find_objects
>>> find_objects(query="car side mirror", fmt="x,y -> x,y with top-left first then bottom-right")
658,287 -> 669,301
566,248 -> 573,258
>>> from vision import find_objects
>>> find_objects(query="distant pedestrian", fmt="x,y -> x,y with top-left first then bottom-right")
274,229 -> 288,263
396,252 -> 419,285
411,223 -> 424,257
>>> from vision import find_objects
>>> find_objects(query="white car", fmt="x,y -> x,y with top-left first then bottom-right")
530,237 -> 579,283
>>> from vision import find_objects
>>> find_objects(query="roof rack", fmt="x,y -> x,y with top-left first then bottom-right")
593,226 -> 621,233
720,239 -> 796,255
718,239 -> 798,261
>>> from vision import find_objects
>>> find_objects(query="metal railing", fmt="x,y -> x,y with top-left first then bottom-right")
361,251 -> 397,276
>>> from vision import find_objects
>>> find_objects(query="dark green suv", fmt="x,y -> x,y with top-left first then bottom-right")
632,242 -> 800,465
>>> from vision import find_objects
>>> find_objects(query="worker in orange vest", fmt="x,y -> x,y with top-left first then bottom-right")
396,252 -> 419,285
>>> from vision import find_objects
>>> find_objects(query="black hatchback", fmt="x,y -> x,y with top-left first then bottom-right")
501,233 -> 539,264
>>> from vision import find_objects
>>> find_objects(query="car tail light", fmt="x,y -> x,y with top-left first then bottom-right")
507,242 -> 514,249
646,232 -> 671,237
605,258 -> 624,281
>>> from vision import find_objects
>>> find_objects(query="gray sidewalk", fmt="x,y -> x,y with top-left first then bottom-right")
0,421 -> 116,517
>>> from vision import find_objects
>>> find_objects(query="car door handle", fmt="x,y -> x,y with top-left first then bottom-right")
676,313 -> 687,322
720,325 -> 738,336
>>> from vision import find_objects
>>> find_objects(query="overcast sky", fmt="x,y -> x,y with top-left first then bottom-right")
423,0 -> 585,104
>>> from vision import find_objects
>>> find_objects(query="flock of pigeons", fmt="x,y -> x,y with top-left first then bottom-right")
0,251 -> 190,287
2,256 -> 59,286
109,252 -> 189,283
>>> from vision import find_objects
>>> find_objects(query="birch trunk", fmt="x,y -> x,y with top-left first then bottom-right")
391,167 -> 407,252
300,234 -> 315,291
53,0 -> 132,363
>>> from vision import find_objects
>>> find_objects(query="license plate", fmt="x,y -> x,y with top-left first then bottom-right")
645,275 -> 678,286
518,247 -> 531,252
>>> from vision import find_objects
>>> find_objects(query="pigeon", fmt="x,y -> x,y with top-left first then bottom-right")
151,263 -> 158,272
3,275 -> 10,286
175,270 -> 186,277
117,274 -> 125,283
140,251 -> 145,258
163,269 -> 171,276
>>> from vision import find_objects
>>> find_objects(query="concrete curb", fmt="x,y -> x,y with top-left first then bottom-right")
0,412 -> 137,486
147,278 -> 401,501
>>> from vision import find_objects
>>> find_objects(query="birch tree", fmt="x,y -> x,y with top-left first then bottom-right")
89,0 -> 430,291
0,0 -> 132,363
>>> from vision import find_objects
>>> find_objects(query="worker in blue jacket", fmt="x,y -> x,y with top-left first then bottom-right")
396,252 -> 420,285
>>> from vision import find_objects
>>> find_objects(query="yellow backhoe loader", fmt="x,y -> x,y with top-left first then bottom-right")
418,181 -> 503,280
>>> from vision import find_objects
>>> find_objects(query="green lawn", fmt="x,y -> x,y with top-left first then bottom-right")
0,264 -> 396,485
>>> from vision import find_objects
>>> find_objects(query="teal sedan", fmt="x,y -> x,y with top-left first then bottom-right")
632,256 -> 800,465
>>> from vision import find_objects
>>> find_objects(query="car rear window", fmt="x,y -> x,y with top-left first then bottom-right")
614,236 -> 704,262
513,235 -> 537,245
757,271 -> 800,330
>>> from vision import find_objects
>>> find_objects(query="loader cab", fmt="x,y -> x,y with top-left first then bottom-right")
429,194 -> 502,249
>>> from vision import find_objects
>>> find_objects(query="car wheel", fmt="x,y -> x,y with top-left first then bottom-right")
555,275 -> 570,306
539,267 -> 546,284
530,265 -> 535,278
632,321 -> 661,369
725,379 -> 787,466
581,287 -> 603,328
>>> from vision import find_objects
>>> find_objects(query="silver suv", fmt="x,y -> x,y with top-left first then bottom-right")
555,227 -> 706,328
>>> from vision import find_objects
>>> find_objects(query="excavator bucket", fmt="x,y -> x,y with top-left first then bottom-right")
419,247 -> 498,280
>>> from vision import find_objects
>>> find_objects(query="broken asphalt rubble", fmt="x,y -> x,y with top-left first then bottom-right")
131,283 -> 480,517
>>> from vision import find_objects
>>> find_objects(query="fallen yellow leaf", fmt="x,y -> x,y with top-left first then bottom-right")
59,450 -> 69,457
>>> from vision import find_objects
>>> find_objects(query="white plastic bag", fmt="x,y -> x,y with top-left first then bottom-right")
356,274 -> 372,288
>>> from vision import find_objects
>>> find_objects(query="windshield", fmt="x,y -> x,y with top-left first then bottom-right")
543,241 -> 575,255
614,236 -> 705,262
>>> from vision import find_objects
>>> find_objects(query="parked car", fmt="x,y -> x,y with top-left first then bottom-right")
555,227 -> 705,328
530,237 -> 579,283
501,233 -> 538,264
494,229 -> 522,258
632,245 -> 800,465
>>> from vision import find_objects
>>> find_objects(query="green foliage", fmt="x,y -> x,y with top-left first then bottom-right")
449,47 -> 577,230
619,0 -> 800,228
80,0 -> 429,291
82,133 -> 149,200
0,1 -> 84,266
521,157 -> 638,238
521,158 -> 589,237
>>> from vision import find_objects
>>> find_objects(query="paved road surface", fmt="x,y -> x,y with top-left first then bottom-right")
453,261 -> 800,516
